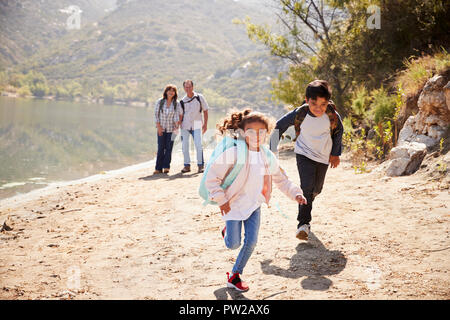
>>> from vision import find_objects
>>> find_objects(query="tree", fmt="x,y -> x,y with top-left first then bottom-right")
237,0 -> 349,111
271,63 -> 316,107
238,0 -> 450,115
30,81 -> 49,97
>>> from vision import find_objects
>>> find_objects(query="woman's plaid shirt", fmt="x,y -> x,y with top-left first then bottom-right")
154,99 -> 183,132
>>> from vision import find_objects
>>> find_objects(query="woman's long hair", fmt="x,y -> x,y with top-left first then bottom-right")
162,84 -> 178,106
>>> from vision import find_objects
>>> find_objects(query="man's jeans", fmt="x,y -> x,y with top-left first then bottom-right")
155,131 -> 175,171
181,128 -> 204,167
224,207 -> 261,275
296,154 -> 329,228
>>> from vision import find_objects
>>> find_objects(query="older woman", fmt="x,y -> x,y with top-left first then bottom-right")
154,84 -> 183,174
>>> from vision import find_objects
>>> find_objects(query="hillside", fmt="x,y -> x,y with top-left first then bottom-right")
202,52 -> 289,111
13,0 -> 269,84
1,0 -> 285,109
0,0 -> 117,67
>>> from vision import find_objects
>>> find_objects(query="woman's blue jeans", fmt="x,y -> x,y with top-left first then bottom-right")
155,131 -> 175,171
224,207 -> 261,275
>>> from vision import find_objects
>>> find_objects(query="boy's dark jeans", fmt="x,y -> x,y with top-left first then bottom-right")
155,131 -> 175,171
296,154 -> 329,228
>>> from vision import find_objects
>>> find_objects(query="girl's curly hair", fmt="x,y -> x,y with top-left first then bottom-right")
217,108 -> 275,140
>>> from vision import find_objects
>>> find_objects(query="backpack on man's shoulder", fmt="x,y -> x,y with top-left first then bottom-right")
180,94 -> 203,115
198,136 -> 277,206
293,100 -> 339,140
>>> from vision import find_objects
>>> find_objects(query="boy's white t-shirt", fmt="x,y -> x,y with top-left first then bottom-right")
294,113 -> 333,164
222,150 -> 266,221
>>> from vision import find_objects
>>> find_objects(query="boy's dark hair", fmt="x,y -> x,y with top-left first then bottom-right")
305,80 -> 332,101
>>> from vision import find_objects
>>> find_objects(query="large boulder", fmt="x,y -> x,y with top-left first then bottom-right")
398,115 -> 445,148
397,73 -> 450,151
418,74 -> 449,119
388,70 -> 450,176
397,93 -> 419,131
386,142 -> 427,176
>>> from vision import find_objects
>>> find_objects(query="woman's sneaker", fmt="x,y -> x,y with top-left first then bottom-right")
296,224 -> 310,240
226,272 -> 249,292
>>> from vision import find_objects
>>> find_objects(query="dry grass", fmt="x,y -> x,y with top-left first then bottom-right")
396,49 -> 450,97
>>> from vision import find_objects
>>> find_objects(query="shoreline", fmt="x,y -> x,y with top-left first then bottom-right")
0,147 -> 213,210
1,90 -> 149,108
0,90 -> 234,113
0,154 -> 161,209
0,142 -> 295,208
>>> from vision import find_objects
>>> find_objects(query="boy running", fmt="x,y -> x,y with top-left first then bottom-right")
269,80 -> 344,241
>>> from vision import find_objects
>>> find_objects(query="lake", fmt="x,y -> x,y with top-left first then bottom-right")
0,96 -> 230,200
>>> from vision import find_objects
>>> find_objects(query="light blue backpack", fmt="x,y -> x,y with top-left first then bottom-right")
198,136 -> 277,206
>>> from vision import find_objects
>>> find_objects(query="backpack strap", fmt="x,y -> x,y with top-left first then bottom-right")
158,98 -> 165,120
293,105 -> 308,141
180,100 -> 185,114
196,95 -> 202,113
326,100 -> 339,134
198,137 -> 247,206
182,95 -> 203,113
221,139 -> 246,189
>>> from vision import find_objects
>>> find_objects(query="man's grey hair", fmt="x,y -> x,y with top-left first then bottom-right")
183,79 -> 194,88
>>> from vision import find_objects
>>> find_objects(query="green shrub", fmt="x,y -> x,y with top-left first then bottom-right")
30,81 -> 49,97
342,116 -> 354,135
350,86 -> 370,119
370,87 -> 397,124
54,85 -> 70,99
17,85 -> 32,97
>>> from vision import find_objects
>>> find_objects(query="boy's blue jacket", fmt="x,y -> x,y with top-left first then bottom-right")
269,104 -> 344,157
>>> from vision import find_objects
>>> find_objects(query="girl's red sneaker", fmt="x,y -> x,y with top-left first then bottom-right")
226,272 -> 249,292
221,226 -> 226,239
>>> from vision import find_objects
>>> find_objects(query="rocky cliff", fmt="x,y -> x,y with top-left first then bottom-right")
386,68 -> 450,177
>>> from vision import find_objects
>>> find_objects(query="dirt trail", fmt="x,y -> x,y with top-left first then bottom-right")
0,149 -> 448,299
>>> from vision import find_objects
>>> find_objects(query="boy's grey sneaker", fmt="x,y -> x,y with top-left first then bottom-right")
296,224 -> 310,240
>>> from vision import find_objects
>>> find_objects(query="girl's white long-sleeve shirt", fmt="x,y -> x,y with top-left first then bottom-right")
204,146 -> 303,221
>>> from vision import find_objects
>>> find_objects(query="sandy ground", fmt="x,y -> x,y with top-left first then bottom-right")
0,147 -> 449,300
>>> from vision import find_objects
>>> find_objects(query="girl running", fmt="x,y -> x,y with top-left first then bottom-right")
204,109 -> 307,292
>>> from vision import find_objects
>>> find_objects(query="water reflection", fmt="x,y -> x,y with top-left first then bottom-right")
0,96 -> 225,199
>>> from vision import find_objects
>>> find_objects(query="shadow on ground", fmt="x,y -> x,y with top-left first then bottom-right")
260,232 -> 347,291
139,171 -> 201,181
213,287 -> 250,300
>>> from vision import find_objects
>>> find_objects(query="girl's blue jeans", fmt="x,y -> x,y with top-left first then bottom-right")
224,207 -> 261,275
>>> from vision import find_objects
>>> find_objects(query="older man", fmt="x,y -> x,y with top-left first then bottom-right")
180,79 -> 209,173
